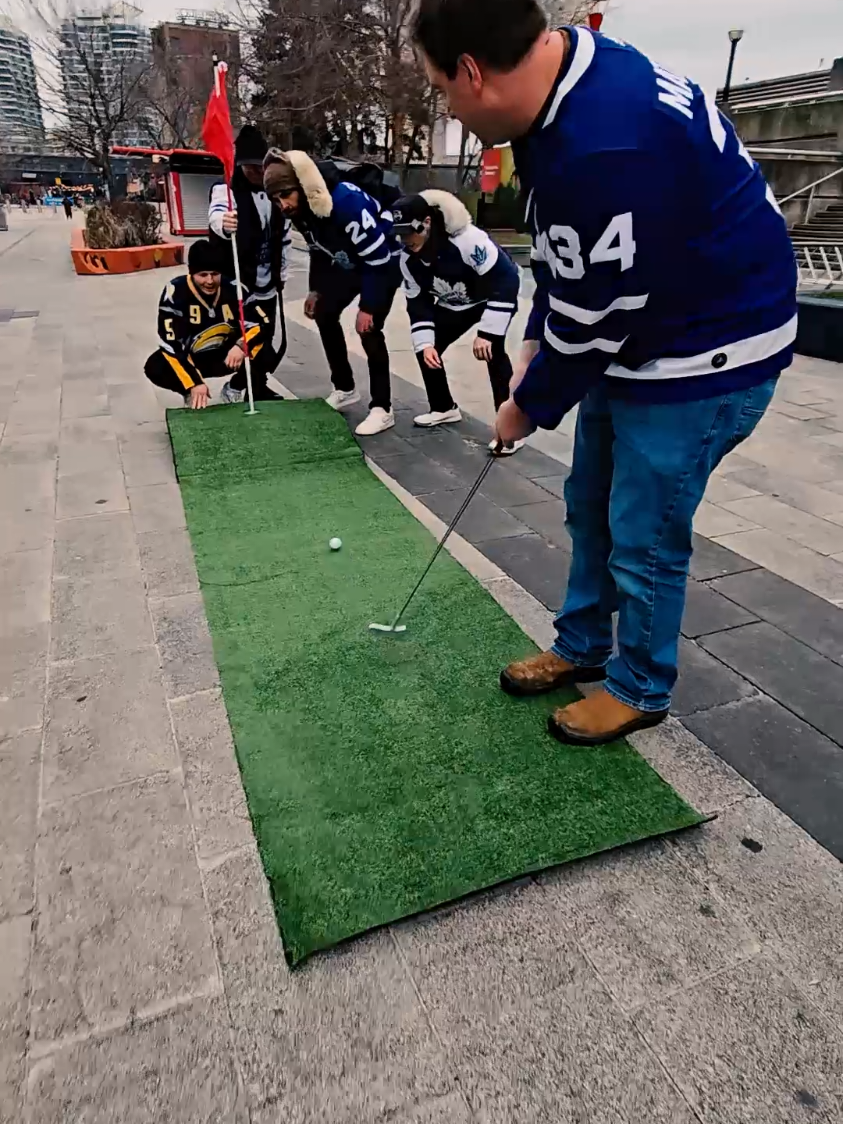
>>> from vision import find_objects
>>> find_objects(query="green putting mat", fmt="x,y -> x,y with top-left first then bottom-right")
168,401 -> 704,964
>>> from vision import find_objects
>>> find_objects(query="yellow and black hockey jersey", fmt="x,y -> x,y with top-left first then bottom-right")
156,275 -> 269,389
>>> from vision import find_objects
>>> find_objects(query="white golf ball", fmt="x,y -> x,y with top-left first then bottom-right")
329,537 -> 342,551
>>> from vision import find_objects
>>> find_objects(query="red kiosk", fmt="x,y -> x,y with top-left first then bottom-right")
111,146 -> 224,236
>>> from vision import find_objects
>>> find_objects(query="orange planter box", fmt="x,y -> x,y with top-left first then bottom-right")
71,228 -> 185,275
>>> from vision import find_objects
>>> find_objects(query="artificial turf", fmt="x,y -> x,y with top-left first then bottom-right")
168,400 -> 705,965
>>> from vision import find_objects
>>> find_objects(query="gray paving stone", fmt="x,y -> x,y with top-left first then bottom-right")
628,717 -> 756,816
54,512 -> 139,581
683,696 -> 843,859
681,578 -> 758,639
674,797 -> 843,1028
0,547 -> 51,638
405,430 -> 490,478
0,915 -> 30,1124
31,772 -> 218,1044
56,468 -> 128,519
713,527 -> 843,603
51,574 -> 153,662
0,621 -> 47,737
722,493 -> 843,555
729,462 -> 843,517
635,955 -> 843,1124
0,497 -> 53,555
529,472 -> 568,499
671,637 -> 757,717
478,468 -> 558,509
479,534 -> 569,611
43,649 -> 177,803
539,838 -> 759,1014
0,432 -> 57,467
0,728 -> 39,919
394,882 -> 696,1124
169,689 -> 252,861
688,533 -> 760,581
136,527 -> 199,598
420,490 -> 532,545
503,444 -> 566,481
119,444 -> 177,488
507,499 -> 572,548
711,567 -> 843,666
128,482 -> 186,533
370,452 -> 460,496
149,593 -> 219,698
203,847 -> 453,1123
26,997 -> 247,1124
700,621 -> 843,744
56,434 -> 121,478
0,461 -> 54,506
357,427 -> 419,458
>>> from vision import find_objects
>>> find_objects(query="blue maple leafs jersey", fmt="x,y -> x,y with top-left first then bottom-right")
399,224 -> 521,351
299,181 -> 401,312
512,26 -> 798,430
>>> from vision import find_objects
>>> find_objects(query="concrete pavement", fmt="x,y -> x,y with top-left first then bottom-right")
2,211 -> 843,1123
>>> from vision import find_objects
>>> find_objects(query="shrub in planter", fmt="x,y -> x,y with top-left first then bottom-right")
85,200 -> 163,250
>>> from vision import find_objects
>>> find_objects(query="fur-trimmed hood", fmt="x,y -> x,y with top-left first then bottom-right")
420,189 -> 472,236
263,149 -> 333,218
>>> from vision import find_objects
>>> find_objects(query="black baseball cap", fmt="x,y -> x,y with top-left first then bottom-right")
391,194 -> 432,234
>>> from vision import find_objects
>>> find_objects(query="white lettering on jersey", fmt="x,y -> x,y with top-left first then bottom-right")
653,62 -> 694,120
536,215 -> 636,281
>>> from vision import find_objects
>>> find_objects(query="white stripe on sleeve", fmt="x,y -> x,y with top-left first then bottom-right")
544,322 -> 627,356
478,307 -> 514,336
548,292 -> 649,325
411,325 -> 436,352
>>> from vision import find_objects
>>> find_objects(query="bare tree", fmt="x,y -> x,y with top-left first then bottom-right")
29,1 -> 151,196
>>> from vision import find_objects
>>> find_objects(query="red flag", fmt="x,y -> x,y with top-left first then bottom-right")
202,62 -> 234,184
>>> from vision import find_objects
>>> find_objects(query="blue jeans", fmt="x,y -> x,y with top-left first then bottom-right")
552,378 -> 778,712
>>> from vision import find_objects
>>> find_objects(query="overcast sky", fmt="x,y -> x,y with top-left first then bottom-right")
5,0 -> 843,101
113,0 -> 843,96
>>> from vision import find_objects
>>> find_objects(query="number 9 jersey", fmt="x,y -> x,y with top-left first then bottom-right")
511,25 -> 797,430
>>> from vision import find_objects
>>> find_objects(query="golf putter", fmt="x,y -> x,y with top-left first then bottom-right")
369,447 -> 500,634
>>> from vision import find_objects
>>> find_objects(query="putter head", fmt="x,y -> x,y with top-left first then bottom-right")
368,623 -> 408,633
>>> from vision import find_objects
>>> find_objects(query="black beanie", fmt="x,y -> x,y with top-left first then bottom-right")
188,239 -> 222,275
235,124 -> 268,166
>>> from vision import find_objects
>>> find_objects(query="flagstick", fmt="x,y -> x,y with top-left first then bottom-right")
227,207 -> 257,416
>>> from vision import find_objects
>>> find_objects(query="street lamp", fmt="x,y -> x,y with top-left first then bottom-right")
722,28 -> 745,105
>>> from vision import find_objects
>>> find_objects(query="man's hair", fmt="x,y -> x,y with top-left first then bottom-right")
411,0 -> 547,79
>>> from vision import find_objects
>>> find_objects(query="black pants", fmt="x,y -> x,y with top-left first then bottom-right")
314,266 -> 399,411
247,294 -> 287,377
417,304 -> 513,414
144,344 -> 275,398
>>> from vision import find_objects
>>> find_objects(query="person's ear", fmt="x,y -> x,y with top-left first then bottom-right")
458,54 -> 483,92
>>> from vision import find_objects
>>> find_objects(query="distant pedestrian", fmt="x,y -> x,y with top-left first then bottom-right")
62,195 -> 73,220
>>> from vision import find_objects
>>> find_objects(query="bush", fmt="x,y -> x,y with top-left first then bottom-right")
85,200 -> 163,250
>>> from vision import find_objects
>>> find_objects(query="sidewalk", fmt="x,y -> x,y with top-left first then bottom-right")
1,215 -> 842,1123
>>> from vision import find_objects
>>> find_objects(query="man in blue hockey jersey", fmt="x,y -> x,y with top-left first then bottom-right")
393,189 -> 522,447
263,150 -> 402,436
413,0 -> 797,746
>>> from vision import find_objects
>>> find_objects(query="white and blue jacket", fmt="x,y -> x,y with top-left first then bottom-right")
399,193 -> 521,352
513,26 -> 798,429
296,178 -> 401,314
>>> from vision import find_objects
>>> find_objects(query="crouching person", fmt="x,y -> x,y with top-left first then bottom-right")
263,150 -> 401,436
393,190 -> 522,451
144,240 -> 276,408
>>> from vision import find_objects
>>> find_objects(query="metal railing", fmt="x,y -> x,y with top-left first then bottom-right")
778,166 -> 843,225
795,244 -> 843,287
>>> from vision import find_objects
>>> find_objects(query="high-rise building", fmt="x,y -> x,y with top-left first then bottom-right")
0,18 -> 45,153
59,2 -> 151,147
150,10 -> 240,146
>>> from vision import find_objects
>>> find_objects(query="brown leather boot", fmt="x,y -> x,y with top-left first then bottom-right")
548,689 -> 669,746
500,651 -> 606,697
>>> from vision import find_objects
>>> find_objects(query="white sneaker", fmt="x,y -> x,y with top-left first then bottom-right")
221,381 -> 243,404
413,406 -> 462,427
325,388 -> 361,411
489,437 -> 527,456
355,407 -> 395,436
